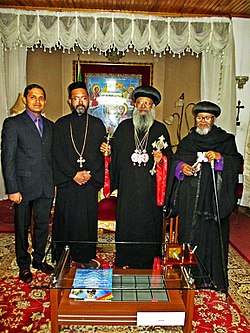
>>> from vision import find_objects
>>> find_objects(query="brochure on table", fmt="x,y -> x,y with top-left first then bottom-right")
69,268 -> 113,301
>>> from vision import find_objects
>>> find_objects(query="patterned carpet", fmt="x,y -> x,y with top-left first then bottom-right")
0,233 -> 249,333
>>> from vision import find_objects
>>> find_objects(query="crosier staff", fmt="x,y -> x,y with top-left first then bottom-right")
150,135 -> 168,206
210,159 -> 229,302
103,131 -> 112,198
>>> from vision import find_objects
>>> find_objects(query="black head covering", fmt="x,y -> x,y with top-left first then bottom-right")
68,81 -> 88,98
132,85 -> 161,106
193,101 -> 221,118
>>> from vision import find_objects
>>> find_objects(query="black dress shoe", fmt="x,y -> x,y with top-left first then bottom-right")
19,268 -> 32,283
83,259 -> 100,269
33,261 -> 55,274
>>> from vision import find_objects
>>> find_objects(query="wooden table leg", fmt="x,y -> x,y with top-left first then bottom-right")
50,288 -> 60,333
182,288 -> 195,333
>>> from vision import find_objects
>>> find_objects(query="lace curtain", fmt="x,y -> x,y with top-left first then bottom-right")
0,10 -> 231,55
0,9 -> 235,199
0,46 -> 27,200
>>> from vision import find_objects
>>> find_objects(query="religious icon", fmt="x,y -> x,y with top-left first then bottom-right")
166,245 -> 183,261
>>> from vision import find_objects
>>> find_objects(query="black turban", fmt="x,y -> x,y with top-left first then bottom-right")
132,85 -> 161,106
193,101 -> 221,118
68,81 -> 88,98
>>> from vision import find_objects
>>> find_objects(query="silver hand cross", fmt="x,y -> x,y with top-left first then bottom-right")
149,135 -> 168,175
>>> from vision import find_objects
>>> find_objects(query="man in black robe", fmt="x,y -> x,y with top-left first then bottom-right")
101,85 -> 173,268
52,81 -> 106,266
168,101 -> 243,292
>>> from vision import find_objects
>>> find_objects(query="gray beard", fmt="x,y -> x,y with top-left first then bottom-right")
196,126 -> 212,135
132,107 -> 155,132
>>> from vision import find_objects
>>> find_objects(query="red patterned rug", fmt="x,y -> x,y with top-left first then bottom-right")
0,233 -> 249,333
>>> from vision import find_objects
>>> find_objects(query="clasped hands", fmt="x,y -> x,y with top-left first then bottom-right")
181,151 -> 221,176
74,170 -> 91,186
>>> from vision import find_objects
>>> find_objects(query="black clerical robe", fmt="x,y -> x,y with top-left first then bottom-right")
52,111 -> 106,263
111,119 -> 172,268
168,125 -> 243,291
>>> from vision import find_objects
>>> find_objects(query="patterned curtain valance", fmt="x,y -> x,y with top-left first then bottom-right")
0,9 -> 231,56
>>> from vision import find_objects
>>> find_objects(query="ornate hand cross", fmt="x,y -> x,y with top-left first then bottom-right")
149,135 -> 168,175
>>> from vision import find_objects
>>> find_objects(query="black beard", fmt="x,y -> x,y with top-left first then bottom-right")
71,104 -> 88,116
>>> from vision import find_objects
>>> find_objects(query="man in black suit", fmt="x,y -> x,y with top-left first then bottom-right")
1,83 -> 55,283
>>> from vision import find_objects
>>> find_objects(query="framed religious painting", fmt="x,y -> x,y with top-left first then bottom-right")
166,244 -> 183,262
73,61 -> 153,135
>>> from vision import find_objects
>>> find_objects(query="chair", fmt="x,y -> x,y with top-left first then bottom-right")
97,196 -> 117,234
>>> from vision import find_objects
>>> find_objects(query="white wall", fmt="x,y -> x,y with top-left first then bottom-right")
232,18 -> 250,156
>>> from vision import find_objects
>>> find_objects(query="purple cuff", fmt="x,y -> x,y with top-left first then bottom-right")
175,161 -> 185,181
214,157 -> 223,171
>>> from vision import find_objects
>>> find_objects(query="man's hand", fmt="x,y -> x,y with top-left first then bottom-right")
8,192 -> 22,204
152,150 -> 163,164
180,163 -> 195,176
100,142 -> 111,156
205,151 -> 221,162
73,170 -> 91,186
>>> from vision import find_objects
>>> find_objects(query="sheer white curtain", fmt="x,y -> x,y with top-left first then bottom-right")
0,11 -> 232,54
0,46 -> 27,199
201,25 -> 236,134
241,120 -> 250,207
0,42 -> 8,199
0,9 -> 236,199
4,47 -> 27,110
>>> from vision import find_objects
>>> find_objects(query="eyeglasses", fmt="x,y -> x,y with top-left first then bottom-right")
71,96 -> 88,102
196,115 -> 214,121
136,101 -> 153,107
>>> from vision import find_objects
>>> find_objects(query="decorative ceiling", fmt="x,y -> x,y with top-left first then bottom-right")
0,0 -> 250,18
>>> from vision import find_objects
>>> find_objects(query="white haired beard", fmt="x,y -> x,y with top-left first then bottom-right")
133,106 -> 155,132
196,125 -> 212,135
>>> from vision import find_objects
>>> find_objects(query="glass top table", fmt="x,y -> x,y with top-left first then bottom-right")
49,240 -> 215,333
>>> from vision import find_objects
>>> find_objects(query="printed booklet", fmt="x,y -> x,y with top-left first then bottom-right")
69,268 -> 113,301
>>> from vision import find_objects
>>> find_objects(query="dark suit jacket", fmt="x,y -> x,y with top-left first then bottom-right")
1,111 -> 54,200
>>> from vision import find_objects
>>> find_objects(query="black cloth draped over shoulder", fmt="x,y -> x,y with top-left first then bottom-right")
166,125 -> 243,291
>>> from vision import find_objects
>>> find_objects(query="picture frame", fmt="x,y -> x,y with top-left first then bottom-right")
166,244 -> 183,261
73,61 -> 153,135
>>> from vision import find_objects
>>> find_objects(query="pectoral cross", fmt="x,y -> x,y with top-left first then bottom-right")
77,156 -> 86,168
